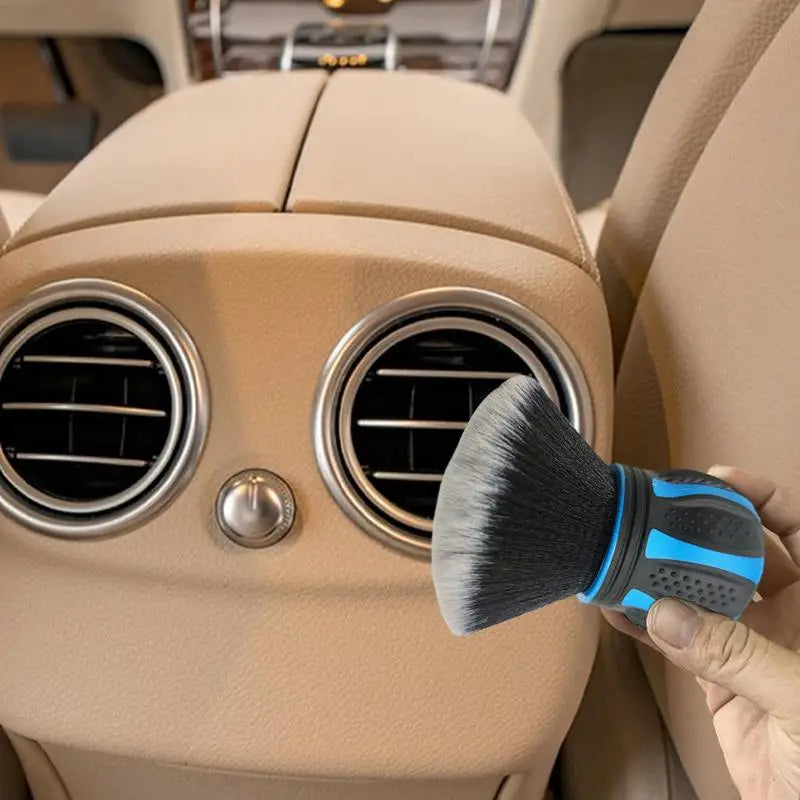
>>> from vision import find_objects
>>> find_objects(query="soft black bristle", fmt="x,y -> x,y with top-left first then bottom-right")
432,376 -> 617,635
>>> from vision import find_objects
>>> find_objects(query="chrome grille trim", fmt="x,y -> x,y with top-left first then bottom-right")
375,368 -> 521,380
23,355 -> 155,368
372,471 -> 444,483
356,419 -> 468,431
2,402 -> 167,418
15,453 -> 149,468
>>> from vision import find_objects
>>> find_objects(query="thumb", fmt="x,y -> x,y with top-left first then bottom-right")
647,598 -> 800,719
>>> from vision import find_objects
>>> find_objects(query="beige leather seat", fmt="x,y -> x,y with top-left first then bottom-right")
600,0 -> 800,798
0,190 -> 44,239
599,0 -> 800,366
577,200 -> 608,256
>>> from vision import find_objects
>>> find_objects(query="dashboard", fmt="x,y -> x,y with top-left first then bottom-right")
0,0 -> 703,164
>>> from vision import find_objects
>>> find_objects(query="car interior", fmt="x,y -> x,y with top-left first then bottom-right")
0,0 -> 797,798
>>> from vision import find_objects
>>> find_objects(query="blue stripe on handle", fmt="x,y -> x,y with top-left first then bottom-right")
645,528 -> 764,584
578,464 -> 625,603
621,588 -> 656,612
651,478 -> 757,516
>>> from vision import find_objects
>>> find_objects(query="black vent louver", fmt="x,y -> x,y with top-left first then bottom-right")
341,316 -> 564,539
0,309 -> 180,514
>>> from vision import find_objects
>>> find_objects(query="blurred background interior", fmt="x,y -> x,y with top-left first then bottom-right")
0,0 -> 699,230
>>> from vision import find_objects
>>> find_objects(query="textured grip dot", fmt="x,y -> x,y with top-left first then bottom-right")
660,506 -> 760,551
645,567 -> 749,615
655,470 -> 732,489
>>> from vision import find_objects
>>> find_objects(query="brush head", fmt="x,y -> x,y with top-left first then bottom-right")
432,376 -> 618,635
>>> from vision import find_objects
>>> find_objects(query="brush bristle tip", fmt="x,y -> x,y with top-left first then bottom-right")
431,375 -> 617,635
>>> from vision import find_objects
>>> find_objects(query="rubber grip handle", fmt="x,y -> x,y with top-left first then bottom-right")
591,467 -> 764,626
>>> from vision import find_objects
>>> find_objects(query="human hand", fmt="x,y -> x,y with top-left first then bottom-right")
604,466 -> 800,800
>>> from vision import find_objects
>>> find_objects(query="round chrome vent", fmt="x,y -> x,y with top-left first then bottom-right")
0,280 -> 208,538
314,288 -> 593,557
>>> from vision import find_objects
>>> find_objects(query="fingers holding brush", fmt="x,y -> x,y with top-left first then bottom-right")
603,466 -> 800,642
759,535 -> 800,598
427,384 -> 799,800
601,608 -> 654,648
709,465 -> 800,568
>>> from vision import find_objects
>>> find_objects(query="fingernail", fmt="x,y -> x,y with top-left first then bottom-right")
648,599 -> 701,649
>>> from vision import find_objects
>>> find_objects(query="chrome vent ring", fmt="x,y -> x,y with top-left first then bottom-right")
0,280 -> 209,538
314,288 -> 594,558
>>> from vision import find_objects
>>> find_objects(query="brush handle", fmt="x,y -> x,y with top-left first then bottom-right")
578,465 -> 764,627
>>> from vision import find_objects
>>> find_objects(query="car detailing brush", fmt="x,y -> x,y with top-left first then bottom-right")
432,376 -> 764,635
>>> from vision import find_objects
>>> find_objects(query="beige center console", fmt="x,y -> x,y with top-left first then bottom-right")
0,71 -> 613,800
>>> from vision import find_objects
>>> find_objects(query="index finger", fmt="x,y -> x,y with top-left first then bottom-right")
759,533 -> 800,597
601,608 -> 654,648
709,465 -> 800,567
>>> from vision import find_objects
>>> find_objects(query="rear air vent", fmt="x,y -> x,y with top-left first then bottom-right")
0,280 -> 208,538
0,312 -> 175,506
314,289 -> 592,557
345,319 -> 559,529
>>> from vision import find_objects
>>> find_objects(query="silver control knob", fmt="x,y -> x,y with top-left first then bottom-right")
216,469 -> 296,548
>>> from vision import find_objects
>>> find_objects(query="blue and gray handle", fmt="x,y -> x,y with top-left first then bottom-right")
578,465 -> 764,627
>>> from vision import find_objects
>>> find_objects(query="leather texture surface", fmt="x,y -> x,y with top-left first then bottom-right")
24,738 -> 503,800
560,624 -> 682,800
0,70 -> 611,798
636,646 -> 730,800
598,0 -> 800,364
0,213 -> 612,791
616,5 -> 800,798
0,190 -> 44,235
578,201 -> 609,255
7,72 -> 326,251
288,70 -> 591,274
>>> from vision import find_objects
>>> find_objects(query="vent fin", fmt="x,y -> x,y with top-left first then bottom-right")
340,316 -> 562,539
0,307 -> 181,516
2,401 -> 166,418
315,288 -> 591,558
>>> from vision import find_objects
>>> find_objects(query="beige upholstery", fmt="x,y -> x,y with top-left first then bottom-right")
614,4 -> 800,798
0,73 -> 611,800
10,731 -> 502,800
577,201 -> 609,256
0,190 -> 44,236
560,624 -> 697,800
0,214 -> 605,796
11,71 -> 327,249
597,0 -> 800,364
288,70 -> 590,271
